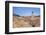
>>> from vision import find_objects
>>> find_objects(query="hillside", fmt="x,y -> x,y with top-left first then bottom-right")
13,16 -> 40,28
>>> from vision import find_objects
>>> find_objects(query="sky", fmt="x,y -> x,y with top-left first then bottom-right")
13,7 -> 40,16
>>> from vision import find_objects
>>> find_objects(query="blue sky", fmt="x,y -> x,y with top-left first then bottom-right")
13,7 -> 40,16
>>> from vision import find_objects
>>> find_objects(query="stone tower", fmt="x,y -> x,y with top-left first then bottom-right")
32,11 -> 35,27
32,11 -> 34,20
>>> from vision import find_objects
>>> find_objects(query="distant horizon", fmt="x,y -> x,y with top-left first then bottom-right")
13,13 -> 40,16
13,7 -> 40,16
